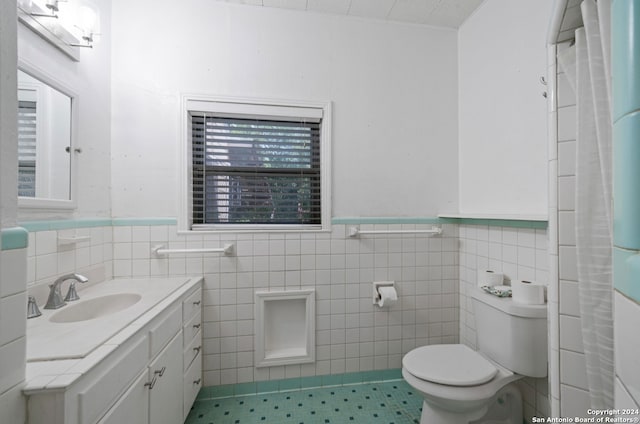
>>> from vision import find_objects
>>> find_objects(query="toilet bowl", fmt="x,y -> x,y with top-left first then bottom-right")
402,344 -> 522,424
402,287 -> 547,424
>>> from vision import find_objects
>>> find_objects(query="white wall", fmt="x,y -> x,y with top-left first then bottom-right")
17,0 -> 112,220
458,0 -> 553,216
0,3 -> 26,424
110,0 -> 459,219
1,0 -> 18,228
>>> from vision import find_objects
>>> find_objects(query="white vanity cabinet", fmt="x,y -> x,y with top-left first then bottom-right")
97,317 -> 183,424
96,370 -> 149,424
148,331 -> 184,424
25,278 -> 203,424
182,288 -> 203,420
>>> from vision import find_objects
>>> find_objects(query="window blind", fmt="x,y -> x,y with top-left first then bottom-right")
18,100 -> 37,197
192,114 -> 321,226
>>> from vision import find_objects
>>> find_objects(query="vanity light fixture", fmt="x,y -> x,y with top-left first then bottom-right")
66,1 -> 100,48
17,0 -> 100,60
28,0 -> 59,18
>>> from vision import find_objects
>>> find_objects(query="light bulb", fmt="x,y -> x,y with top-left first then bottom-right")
77,4 -> 97,34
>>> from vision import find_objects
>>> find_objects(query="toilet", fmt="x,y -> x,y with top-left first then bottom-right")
402,286 -> 547,424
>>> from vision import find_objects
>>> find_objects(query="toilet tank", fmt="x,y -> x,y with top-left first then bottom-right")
471,288 -> 548,378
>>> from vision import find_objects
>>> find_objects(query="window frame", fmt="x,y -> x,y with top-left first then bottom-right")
179,95 -> 332,233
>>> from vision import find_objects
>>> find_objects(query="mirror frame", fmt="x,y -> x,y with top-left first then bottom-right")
17,59 -> 78,211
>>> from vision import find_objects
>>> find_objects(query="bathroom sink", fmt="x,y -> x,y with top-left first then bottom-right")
49,293 -> 142,323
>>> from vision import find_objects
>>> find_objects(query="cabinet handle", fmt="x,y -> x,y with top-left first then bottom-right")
193,300 -> 201,306
193,346 -> 201,353
154,366 -> 166,377
193,323 -> 201,329
193,378 -> 201,385
144,376 -> 157,390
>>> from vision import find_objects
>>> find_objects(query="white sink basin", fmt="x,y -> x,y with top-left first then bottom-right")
50,293 -> 142,323
28,277 -> 193,361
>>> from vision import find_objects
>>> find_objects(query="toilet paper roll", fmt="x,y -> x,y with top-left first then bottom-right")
376,286 -> 398,307
512,280 -> 546,305
479,270 -> 504,287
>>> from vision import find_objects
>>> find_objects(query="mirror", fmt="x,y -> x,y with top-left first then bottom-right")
17,68 -> 75,208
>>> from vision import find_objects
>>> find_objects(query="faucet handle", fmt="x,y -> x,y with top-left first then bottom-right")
27,295 -> 42,319
64,282 -> 80,302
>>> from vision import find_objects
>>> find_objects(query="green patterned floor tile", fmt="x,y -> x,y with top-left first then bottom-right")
185,380 -> 422,424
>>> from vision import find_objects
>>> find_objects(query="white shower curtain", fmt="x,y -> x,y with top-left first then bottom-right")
557,0 -> 614,409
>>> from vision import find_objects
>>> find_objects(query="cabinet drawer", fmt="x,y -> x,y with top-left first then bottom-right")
149,304 -> 181,358
183,330 -> 202,372
78,335 -> 148,424
182,288 -> 202,322
183,309 -> 202,348
183,350 -> 202,421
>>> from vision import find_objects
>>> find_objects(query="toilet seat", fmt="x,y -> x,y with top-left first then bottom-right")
403,344 -> 498,386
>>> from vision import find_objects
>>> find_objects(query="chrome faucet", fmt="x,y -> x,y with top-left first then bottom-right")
27,295 -> 42,319
44,273 -> 89,309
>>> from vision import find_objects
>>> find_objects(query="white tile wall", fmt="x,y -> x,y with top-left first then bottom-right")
614,292 -> 640,408
555,58 -> 591,417
558,280 -> 580,317
548,43 -> 561,417
0,245 -> 27,424
32,223 -> 459,386
559,349 -> 588,390
615,377 -> 640,414
560,384 -> 590,417
0,384 -> 26,424
458,224 -> 550,421
1,248 -> 28,297
559,315 -> 584,354
557,106 -> 577,142
25,218 -> 576,423
26,227 -> 113,290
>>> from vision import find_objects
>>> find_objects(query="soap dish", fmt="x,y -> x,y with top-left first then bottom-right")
481,285 -> 512,298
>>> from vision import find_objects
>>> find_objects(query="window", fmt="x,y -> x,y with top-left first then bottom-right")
17,98 -> 37,197
183,98 -> 331,231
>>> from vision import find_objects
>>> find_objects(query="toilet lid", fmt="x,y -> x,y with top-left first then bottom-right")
403,345 -> 498,387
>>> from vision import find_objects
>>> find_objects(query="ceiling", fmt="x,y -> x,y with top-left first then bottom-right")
555,0 -> 582,43
216,0 -> 486,28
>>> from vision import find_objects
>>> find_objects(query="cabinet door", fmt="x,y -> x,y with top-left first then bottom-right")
148,331 -> 183,424
183,350 -> 202,420
97,370 -> 148,424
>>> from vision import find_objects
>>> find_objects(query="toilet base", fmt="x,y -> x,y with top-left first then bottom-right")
420,400 -> 488,424
418,383 -> 523,424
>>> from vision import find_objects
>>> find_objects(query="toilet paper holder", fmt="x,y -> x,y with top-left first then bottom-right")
373,281 -> 397,306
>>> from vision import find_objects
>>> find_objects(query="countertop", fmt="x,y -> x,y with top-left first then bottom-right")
24,276 -> 202,394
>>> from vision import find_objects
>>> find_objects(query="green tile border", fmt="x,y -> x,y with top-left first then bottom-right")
20,216 -> 547,233
332,216 -> 547,229
455,218 -> 548,229
198,369 -> 404,400
614,246 -> 640,303
332,217 -> 442,225
19,217 -> 177,232
1,227 -> 29,250
111,217 -> 178,226
20,218 -> 113,231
